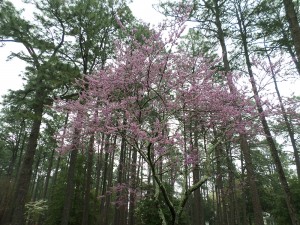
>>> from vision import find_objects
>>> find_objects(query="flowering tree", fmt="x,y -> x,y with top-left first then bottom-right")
56,18 -> 257,225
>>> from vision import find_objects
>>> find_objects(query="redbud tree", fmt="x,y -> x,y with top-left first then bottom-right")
55,17 -> 257,225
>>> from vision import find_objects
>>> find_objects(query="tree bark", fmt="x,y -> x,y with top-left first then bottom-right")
283,0 -> 300,64
98,134 -> 111,225
225,144 -> 236,225
43,147 -> 55,199
30,151 -> 41,200
266,52 -> 300,179
215,139 -> 226,225
82,134 -> 95,225
235,2 -> 300,224
11,99 -> 44,225
113,135 -> 127,225
212,0 -> 265,223
7,119 -> 26,178
128,147 -> 137,225
191,129 -> 205,225
103,138 -> 116,225
60,128 -> 80,225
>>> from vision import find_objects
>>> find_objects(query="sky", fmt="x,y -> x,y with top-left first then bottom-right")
0,0 -> 164,101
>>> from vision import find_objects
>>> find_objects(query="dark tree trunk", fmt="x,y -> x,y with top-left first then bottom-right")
103,139 -> 116,225
10,97 -> 44,225
52,155 -> 61,188
16,132 -> 27,178
192,166 -> 205,225
60,128 -> 80,225
225,144 -> 236,225
7,119 -> 26,178
240,137 -> 264,225
113,135 -> 127,225
214,135 -> 226,225
82,134 -> 95,225
99,134 -> 111,225
128,147 -> 137,225
95,133 -> 105,198
30,151 -> 41,199
240,152 -> 249,225
283,0 -> 300,64
212,1 -> 265,223
234,2 -> 300,224
94,133 -> 104,220
266,52 -> 300,179
43,147 -> 55,199
278,22 -> 300,75
191,128 -> 205,225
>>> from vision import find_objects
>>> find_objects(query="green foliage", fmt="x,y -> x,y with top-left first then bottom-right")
46,153 -> 99,225
179,28 -> 218,59
134,183 -> 189,225
1,0 -> 300,224
25,200 -> 48,224
0,176 -> 15,219
134,196 -> 189,225
0,141 -> 11,175
268,178 -> 300,225
135,197 -> 165,225
45,162 -> 67,225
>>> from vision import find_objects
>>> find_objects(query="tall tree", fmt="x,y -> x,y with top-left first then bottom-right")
56,17 -> 261,225
233,0 -> 300,224
282,0 -> 300,63
255,0 -> 300,75
0,1 -> 80,223
161,0 -> 265,223
56,1 -> 134,224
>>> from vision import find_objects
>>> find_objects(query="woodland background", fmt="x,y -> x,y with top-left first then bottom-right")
0,0 -> 300,225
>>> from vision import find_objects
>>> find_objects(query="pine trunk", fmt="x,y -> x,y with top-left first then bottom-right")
43,147 -> 55,199
82,134 -> 95,225
213,1 -> 264,222
235,2 -> 300,223
283,0 -> 300,64
128,147 -> 137,225
113,135 -> 127,225
266,53 -> 300,179
11,98 -> 44,225
60,128 -> 80,225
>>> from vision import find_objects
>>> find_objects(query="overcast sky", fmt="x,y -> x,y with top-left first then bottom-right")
0,0 -> 164,101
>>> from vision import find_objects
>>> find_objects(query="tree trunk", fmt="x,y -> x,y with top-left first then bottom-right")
103,138 -> 116,225
191,129 -> 205,225
98,134 -> 111,225
7,119 -> 26,178
113,135 -> 127,225
95,133 -> 105,198
225,144 -> 236,225
11,97 -> 44,225
192,166 -> 205,225
283,0 -> 300,64
30,151 -> 41,200
60,128 -> 80,225
278,22 -> 300,75
128,147 -> 137,225
240,153 -> 248,225
266,52 -> 300,179
234,2 -> 300,224
240,136 -> 264,225
43,147 -> 55,199
215,140 -> 226,225
82,134 -> 95,225
212,0 -> 264,223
